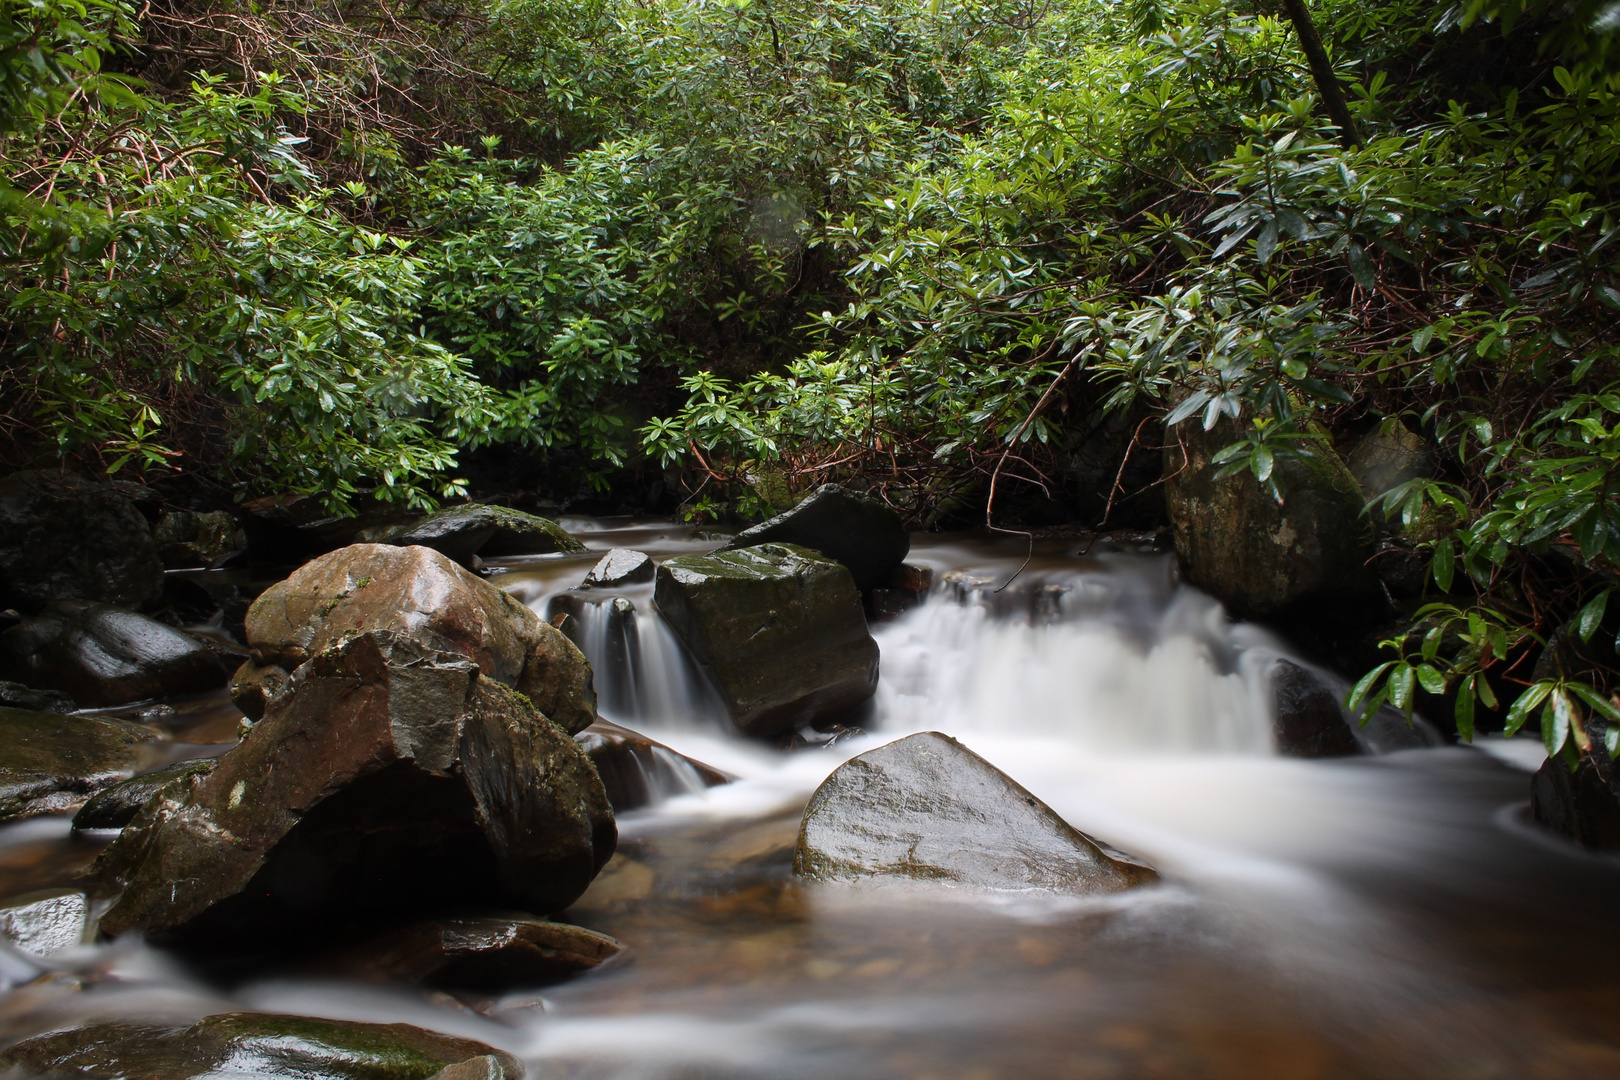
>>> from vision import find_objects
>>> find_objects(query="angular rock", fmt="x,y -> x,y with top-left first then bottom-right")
0,471 -> 164,613
327,915 -> 622,990
153,510 -> 243,569
72,757 -> 218,831
240,544 -> 595,735
1164,420 -> 1377,618
576,719 -> 731,812
0,600 -> 234,707
724,484 -> 910,591
0,888 -> 91,955
0,1013 -> 522,1080
0,707 -> 162,822
581,548 -> 655,588
655,544 -> 879,737
380,505 -> 586,563
230,659 -> 293,721
1531,737 -> 1620,851
796,732 -> 1155,894
1271,659 -> 1361,758
0,679 -> 75,713
96,631 -> 615,947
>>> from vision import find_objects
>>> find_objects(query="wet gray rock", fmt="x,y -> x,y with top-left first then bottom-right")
0,707 -> 162,822
376,504 -> 586,563
0,680 -> 75,713
0,600 -> 234,707
0,471 -> 164,614
72,757 -> 218,831
724,484 -> 910,591
577,719 -> 731,812
1271,660 -> 1361,758
0,888 -> 91,955
582,548 -> 655,588
0,1013 -> 523,1080
97,630 -> 615,947
153,510 -> 243,569
326,915 -> 622,990
237,543 -> 596,736
795,731 -> 1156,894
1164,420 -> 1377,618
656,544 -> 879,738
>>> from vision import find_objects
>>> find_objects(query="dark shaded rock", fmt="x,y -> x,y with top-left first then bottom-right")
96,630 -> 615,947
326,915 -> 622,990
723,484 -> 910,591
1272,659 -> 1361,758
1348,426 -> 1434,531
238,494 -> 410,567
1531,736 -> 1620,851
153,510 -> 243,569
0,707 -> 161,821
868,562 -> 934,622
1164,420 -> 1377,619
0,888 -> 90,955
239,544 -> 595,736
0,600 -> 234,708
795,731 -> 1156,894
0,471 -> 164,614
376,505 -> 586,563
72,757 -> 217,831
576,719 -> 731,812
229,659 -> 292,722
0,679 -> 75,713
655,544 -> 879,738
581,548 -> 655,588
0,1013 -> 522,1080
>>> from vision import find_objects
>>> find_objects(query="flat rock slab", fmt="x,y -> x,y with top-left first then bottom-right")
72,757 -> 218,831
0,1013 -> 522,1080
723,484 -> 909,591
795,731 -> 1155,895
655,544 -> 879,738
0,707 -> 162,822
327,915 -> 623,990
0,601 -> 233,708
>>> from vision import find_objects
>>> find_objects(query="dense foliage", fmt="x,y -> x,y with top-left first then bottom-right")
4,0 -> 1620,748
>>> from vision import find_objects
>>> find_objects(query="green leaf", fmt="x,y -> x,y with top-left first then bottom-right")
1346,661 -> 1394,712
1431,537 -> 1455,592
1543,692 -> 1572,757
1576,589 -> 1611,643
1415,663 -> 1447,695
1256,218 -> 1279,265
1505,682 -> 1554,737
1347,245 -> 1377,289
1455,678 -> 1476,742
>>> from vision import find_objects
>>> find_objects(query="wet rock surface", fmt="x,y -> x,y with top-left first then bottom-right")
0,471 -> 165,614
0,707 -> 161,822
0,680 -> 75,713
0,600 -> 234,707
581,548 -> 655,588
0,1013 -> 523,1080
326,915 -> 622,990
0,887 -> 91,955
723,484 -> 910,591
72,757 -> 218,831
1271,660 -> 1362,758
1164,421 -> 1377,619
96,630 -> 614,948
240,543 -> 596,735
655,544 -> 879,738
795,731 -> 1156,894
576,719 -> 730,812
1531,741 -> 1620,851
377,504 -> 586,563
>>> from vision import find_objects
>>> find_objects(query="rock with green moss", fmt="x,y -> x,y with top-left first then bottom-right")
1163,419 -> 1377,618
0,707 -> 162,822
97,630 -> 614,949
795,731 -> 1156,894
236,543 -> 595,735
655,544 -> 878,738
374,504 -> 586,563
0,1013 -> 522,1080
72,757 -> 218,831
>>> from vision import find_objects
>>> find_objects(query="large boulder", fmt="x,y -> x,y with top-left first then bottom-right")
655,544 -> 879,738
0,707 -> 162,822
795,731 -> 1156,894
96,631 -> 615,947
0,471 -> 164,613
373,504 -> 586,564
0,1013 -> 522,1080
723,484 -> 910,591
234,544 -> 595,735
1164,421 -> 1377,619
0,601 -> 234,707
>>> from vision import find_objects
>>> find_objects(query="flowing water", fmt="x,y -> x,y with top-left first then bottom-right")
1,520 -> 1618,1079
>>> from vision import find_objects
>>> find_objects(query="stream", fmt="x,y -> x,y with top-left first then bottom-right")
1,519 -> 1618,1079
